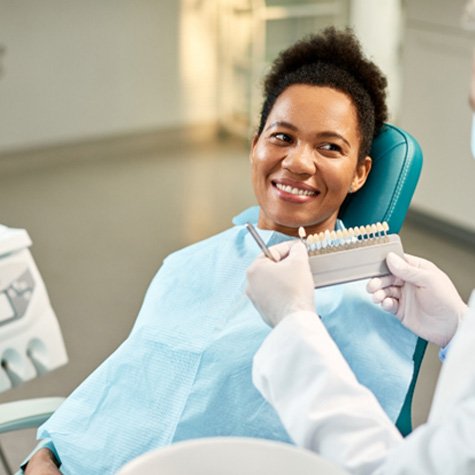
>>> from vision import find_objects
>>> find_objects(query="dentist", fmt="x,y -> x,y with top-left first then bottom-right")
247,241 -> 473,474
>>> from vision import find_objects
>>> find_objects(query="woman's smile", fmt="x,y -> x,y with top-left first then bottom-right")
272,178 -> 319,202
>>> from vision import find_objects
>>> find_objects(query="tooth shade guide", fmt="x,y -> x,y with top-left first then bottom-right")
308,232 -> 404,288
305,221 -> 391,256
301,221 -> 403,288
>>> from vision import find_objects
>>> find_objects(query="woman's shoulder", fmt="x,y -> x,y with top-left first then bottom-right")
163,206 -> 259,264
165,226 -> 240,263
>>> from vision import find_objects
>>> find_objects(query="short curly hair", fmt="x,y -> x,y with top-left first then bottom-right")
257,27 -> 388,162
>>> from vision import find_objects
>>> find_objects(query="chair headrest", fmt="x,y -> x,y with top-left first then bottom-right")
338,124 -> 423,233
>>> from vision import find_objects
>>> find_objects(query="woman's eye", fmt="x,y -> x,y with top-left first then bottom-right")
271,133 -> 292,143
320,143 -> 342,153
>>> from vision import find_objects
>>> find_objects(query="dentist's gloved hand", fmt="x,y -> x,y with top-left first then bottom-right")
246,240 -> 315,327
367,252 -> 468,346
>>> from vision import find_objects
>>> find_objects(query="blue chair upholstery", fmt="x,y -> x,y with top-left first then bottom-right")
339,123 -> 423,233
340,123 -> 426,436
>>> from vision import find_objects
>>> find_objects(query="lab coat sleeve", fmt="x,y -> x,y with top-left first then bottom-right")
375,292 -> 475,474
373,398 -> 475,475
252,311 -> 403,475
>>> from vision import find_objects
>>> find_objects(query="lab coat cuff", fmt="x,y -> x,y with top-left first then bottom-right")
439,294 -> 474,362
275,310 -> 322,330
268,310 -> 326,345
438,342 -> 451,362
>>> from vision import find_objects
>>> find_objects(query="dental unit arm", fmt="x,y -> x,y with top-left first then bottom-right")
0,224 -> 67,390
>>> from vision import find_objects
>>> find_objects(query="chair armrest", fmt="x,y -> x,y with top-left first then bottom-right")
0,397 -> 64,433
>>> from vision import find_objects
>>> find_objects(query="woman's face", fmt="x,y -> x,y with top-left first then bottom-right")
251,84 -> 371,236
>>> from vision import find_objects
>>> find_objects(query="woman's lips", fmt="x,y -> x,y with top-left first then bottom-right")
274,182 -> 317,197
272,180 -> 319,202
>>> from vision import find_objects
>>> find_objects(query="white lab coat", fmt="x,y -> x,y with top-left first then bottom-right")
253,293 -> 475,475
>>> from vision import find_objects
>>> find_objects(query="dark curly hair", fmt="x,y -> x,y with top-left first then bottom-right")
257,26 -> 388,162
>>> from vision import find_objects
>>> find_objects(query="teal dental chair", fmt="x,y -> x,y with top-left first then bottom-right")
339,123 -> 422,233
339,123 -> 426,436
4,123 -> 423,474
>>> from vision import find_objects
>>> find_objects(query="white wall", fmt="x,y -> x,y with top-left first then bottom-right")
399,0 -> 475,232
0,1 -> 219,152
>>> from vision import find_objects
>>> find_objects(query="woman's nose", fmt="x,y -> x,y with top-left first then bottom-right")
281,144 -> 317,175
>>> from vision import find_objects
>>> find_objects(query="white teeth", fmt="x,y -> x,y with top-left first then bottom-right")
303,221 -> 391,255
275,183 -> 316,196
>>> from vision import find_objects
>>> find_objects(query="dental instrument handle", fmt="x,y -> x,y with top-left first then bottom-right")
245,223 -> 277,262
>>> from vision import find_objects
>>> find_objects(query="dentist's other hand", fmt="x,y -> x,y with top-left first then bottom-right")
367,252 -> 468,346
246,241 -> 315,327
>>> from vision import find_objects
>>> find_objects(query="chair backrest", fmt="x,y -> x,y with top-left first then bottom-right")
340,123 -> 426,436
117,437 -> 349,475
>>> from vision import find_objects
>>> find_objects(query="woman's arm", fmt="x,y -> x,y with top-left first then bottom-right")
24,448 -> 61,475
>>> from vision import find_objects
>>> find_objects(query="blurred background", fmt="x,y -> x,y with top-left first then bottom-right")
0,0 -> 474,471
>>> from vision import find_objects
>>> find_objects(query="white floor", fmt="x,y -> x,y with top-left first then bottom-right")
0,134 -> 474,474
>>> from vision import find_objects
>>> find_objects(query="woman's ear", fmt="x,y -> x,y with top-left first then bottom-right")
350,156 -> 372,193
249,133 -> 259,164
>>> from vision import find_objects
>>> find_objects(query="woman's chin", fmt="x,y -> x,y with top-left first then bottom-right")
258,218 -> 309,235
258,210 -> 338,235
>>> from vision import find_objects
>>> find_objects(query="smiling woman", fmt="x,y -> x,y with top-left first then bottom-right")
251,26 -> 387,237
24,27 -> 418,475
